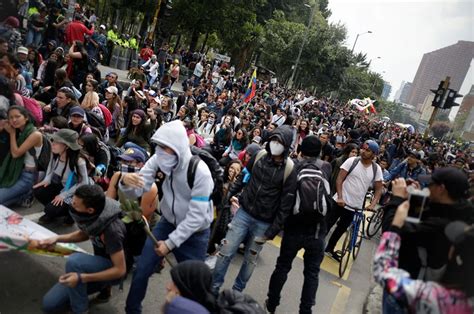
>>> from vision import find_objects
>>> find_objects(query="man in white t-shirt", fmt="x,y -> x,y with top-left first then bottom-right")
325,140 -> 383,260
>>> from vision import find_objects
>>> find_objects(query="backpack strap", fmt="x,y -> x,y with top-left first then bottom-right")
187,155 -> 200,190
371,161 -> 378,183
254,149 -> 267,166
283,158 -> 294,184
346,157 -> 361,177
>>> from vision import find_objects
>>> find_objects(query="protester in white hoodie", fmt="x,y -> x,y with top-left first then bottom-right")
119,120 -> 214,313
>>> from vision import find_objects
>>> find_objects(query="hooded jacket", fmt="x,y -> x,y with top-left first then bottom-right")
119,120 -> 214,250
230,125 -> 297,239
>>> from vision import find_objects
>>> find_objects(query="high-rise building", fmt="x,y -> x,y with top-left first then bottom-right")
381,81 -> 392,100
454,85 -> 474,139
406,41 -> 474,112
394,81 -> 413,103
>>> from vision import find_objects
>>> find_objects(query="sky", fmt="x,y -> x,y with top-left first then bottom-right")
328,0 -> 474,103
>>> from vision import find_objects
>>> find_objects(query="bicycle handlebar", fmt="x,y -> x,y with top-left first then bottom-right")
344,204 -> 365,212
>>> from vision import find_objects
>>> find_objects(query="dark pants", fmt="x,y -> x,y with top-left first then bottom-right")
325,203 -> 354,253
267,229 -> 326,314
34,183 -> 72,219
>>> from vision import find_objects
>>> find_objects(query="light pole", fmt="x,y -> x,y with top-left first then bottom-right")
351,30 -> 372,53
287,3 -> 315,89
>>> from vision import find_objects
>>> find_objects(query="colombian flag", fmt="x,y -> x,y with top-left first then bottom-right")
244,69 -> 257,103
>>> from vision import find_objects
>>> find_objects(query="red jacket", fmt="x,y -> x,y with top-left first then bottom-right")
65,21 -> 94,45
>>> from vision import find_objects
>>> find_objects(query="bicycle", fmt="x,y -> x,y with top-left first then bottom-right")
366,206 -> 383,238
338,204 -> 366,278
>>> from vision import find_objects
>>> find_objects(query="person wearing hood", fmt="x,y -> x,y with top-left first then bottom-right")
37,185 -> 127,314
119,120 -> 214,313
211,125 -> 297,296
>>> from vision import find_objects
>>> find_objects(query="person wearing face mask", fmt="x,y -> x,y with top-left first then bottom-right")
119,120 -> 214,313
211,125 -> 297,296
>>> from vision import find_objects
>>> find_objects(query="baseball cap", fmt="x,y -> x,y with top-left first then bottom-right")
362,140 -> 379,155
118,148 -> 146,163
100,24 -> 106,30
407,149 -> 421,160
105,86 -> 118,95
419,167 -> 470,199
70,106 -> 85,117
17,46 -> 28,55
148,90 -> 157,97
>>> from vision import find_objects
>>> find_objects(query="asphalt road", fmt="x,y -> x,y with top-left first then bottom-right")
0,198 -> 381,314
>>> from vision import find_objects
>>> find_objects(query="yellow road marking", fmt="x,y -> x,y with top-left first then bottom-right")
329,281 -> 352,314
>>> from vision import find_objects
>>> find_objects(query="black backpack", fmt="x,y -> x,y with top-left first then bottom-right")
85,111 -> 106,140
188,146 -> 224,205
106,144 -> 123,178
29,133 -> 52,173
293,159 -> 331,218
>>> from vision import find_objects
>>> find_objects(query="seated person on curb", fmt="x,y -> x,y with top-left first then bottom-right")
36,184 -> 127,314
374,201 -> 473,313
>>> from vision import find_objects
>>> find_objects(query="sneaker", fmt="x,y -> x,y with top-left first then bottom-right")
264,299 -> 275,314
94,286 -> 112,303
38,214 -> 54,225
324,250 -> 341,263
205,255 -> 217,270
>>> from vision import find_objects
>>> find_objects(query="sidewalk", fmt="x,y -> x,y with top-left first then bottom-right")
97,64 -> 184,95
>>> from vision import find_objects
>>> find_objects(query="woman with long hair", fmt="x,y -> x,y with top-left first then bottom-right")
0,106 -> 43,206
0,74 -> 16,111
35,55 -> 58,89
197,111 -> 217,144
294,119 -> 312,153
78,133 -> 109,179
33,128 -> 90,225
211,115 -> 233,159
219,127 -> 248,167
67,40 -> 88,88
103,86 -> 124,139
68,106 -> 92,137
116,109 -> 156,154
160,96 -> 174,123
34,68 -> 74,104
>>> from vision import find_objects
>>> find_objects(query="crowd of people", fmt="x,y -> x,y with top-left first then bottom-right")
0,1 -> 473,314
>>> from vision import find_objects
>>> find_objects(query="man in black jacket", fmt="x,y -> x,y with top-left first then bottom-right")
211,125 -> 297,295
265,136 -> 332,314
382,168 -> 474,280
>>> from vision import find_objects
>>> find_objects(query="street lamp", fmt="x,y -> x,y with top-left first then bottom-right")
287,3 -> 315,89
351,30 -> 372,53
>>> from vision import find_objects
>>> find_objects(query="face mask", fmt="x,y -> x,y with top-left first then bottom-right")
208,118 -> 215,124
156,146 -> 178,176
120,163 -> 141,174
269,140 -> 285,156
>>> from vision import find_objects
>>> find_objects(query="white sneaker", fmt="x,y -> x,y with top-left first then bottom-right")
205,255 -> 218,270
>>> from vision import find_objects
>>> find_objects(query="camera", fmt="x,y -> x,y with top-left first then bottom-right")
406,185 -> 430,223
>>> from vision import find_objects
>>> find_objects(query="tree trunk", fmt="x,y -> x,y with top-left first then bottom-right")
174,34 -> 181,52
189,30 -> 200,52
200,32 -> 209,53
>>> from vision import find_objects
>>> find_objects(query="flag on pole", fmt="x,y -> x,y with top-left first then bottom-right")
244,69 -> 257,103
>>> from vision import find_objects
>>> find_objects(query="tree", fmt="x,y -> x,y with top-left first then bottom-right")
430,121 -> 451,138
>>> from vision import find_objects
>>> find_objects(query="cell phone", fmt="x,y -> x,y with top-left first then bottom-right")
406,186 -> 430,223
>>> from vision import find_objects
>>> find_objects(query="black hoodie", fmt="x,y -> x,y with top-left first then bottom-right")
230,125 -> 297,239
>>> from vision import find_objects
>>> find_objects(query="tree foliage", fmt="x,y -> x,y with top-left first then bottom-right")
430,121 -> 451,138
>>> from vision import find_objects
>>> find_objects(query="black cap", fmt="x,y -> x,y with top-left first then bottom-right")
419,167 -> 470,199
300,135 -> 322,157
407,149 -> 421,160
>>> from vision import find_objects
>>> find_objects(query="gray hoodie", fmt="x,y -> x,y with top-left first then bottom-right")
119,120 -> 214,250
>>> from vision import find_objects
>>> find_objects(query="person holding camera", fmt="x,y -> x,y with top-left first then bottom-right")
374,200 -> 473,313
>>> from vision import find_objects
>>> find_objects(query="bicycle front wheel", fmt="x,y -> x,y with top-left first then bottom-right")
338,228 -> 352,278
352,223 -> 363,260
366,209 -> 383,238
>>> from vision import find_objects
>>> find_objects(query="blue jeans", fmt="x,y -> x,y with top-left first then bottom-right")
267,229 -> 326,314
0,170 -> 34,206
212,208 -> 270,295
26,29 -> 42,47
123,142 -> 148,157
125,217 -> 210,314
42,253 -> 120,313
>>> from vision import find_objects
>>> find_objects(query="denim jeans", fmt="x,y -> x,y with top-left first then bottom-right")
125,217 -> 210,314
42,253 -> 120,313
212,208 -> 270,295
0,170 -> 34,206
26,29 -> 42,47
266,229 -> 326,314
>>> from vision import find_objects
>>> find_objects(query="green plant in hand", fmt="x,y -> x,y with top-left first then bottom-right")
121,200 -> 159,246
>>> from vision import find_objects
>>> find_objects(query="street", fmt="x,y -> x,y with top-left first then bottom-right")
0,200 -> 380,314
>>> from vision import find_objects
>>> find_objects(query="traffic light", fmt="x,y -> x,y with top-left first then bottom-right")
430,81 -> 446,108
442,89 -> 462,109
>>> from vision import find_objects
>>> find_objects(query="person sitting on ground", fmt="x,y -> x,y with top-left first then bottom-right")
37,184 -> 127,314
116,108 -> 156,155
78,133 -> 109,180
68,106 -> 92,137
0,106 -> 43,206
34,129 -> 90,225
43,87 -> 79,123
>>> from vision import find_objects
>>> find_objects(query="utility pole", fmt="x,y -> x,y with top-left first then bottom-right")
424,76 -> 450,138
147,0 -> 163,42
